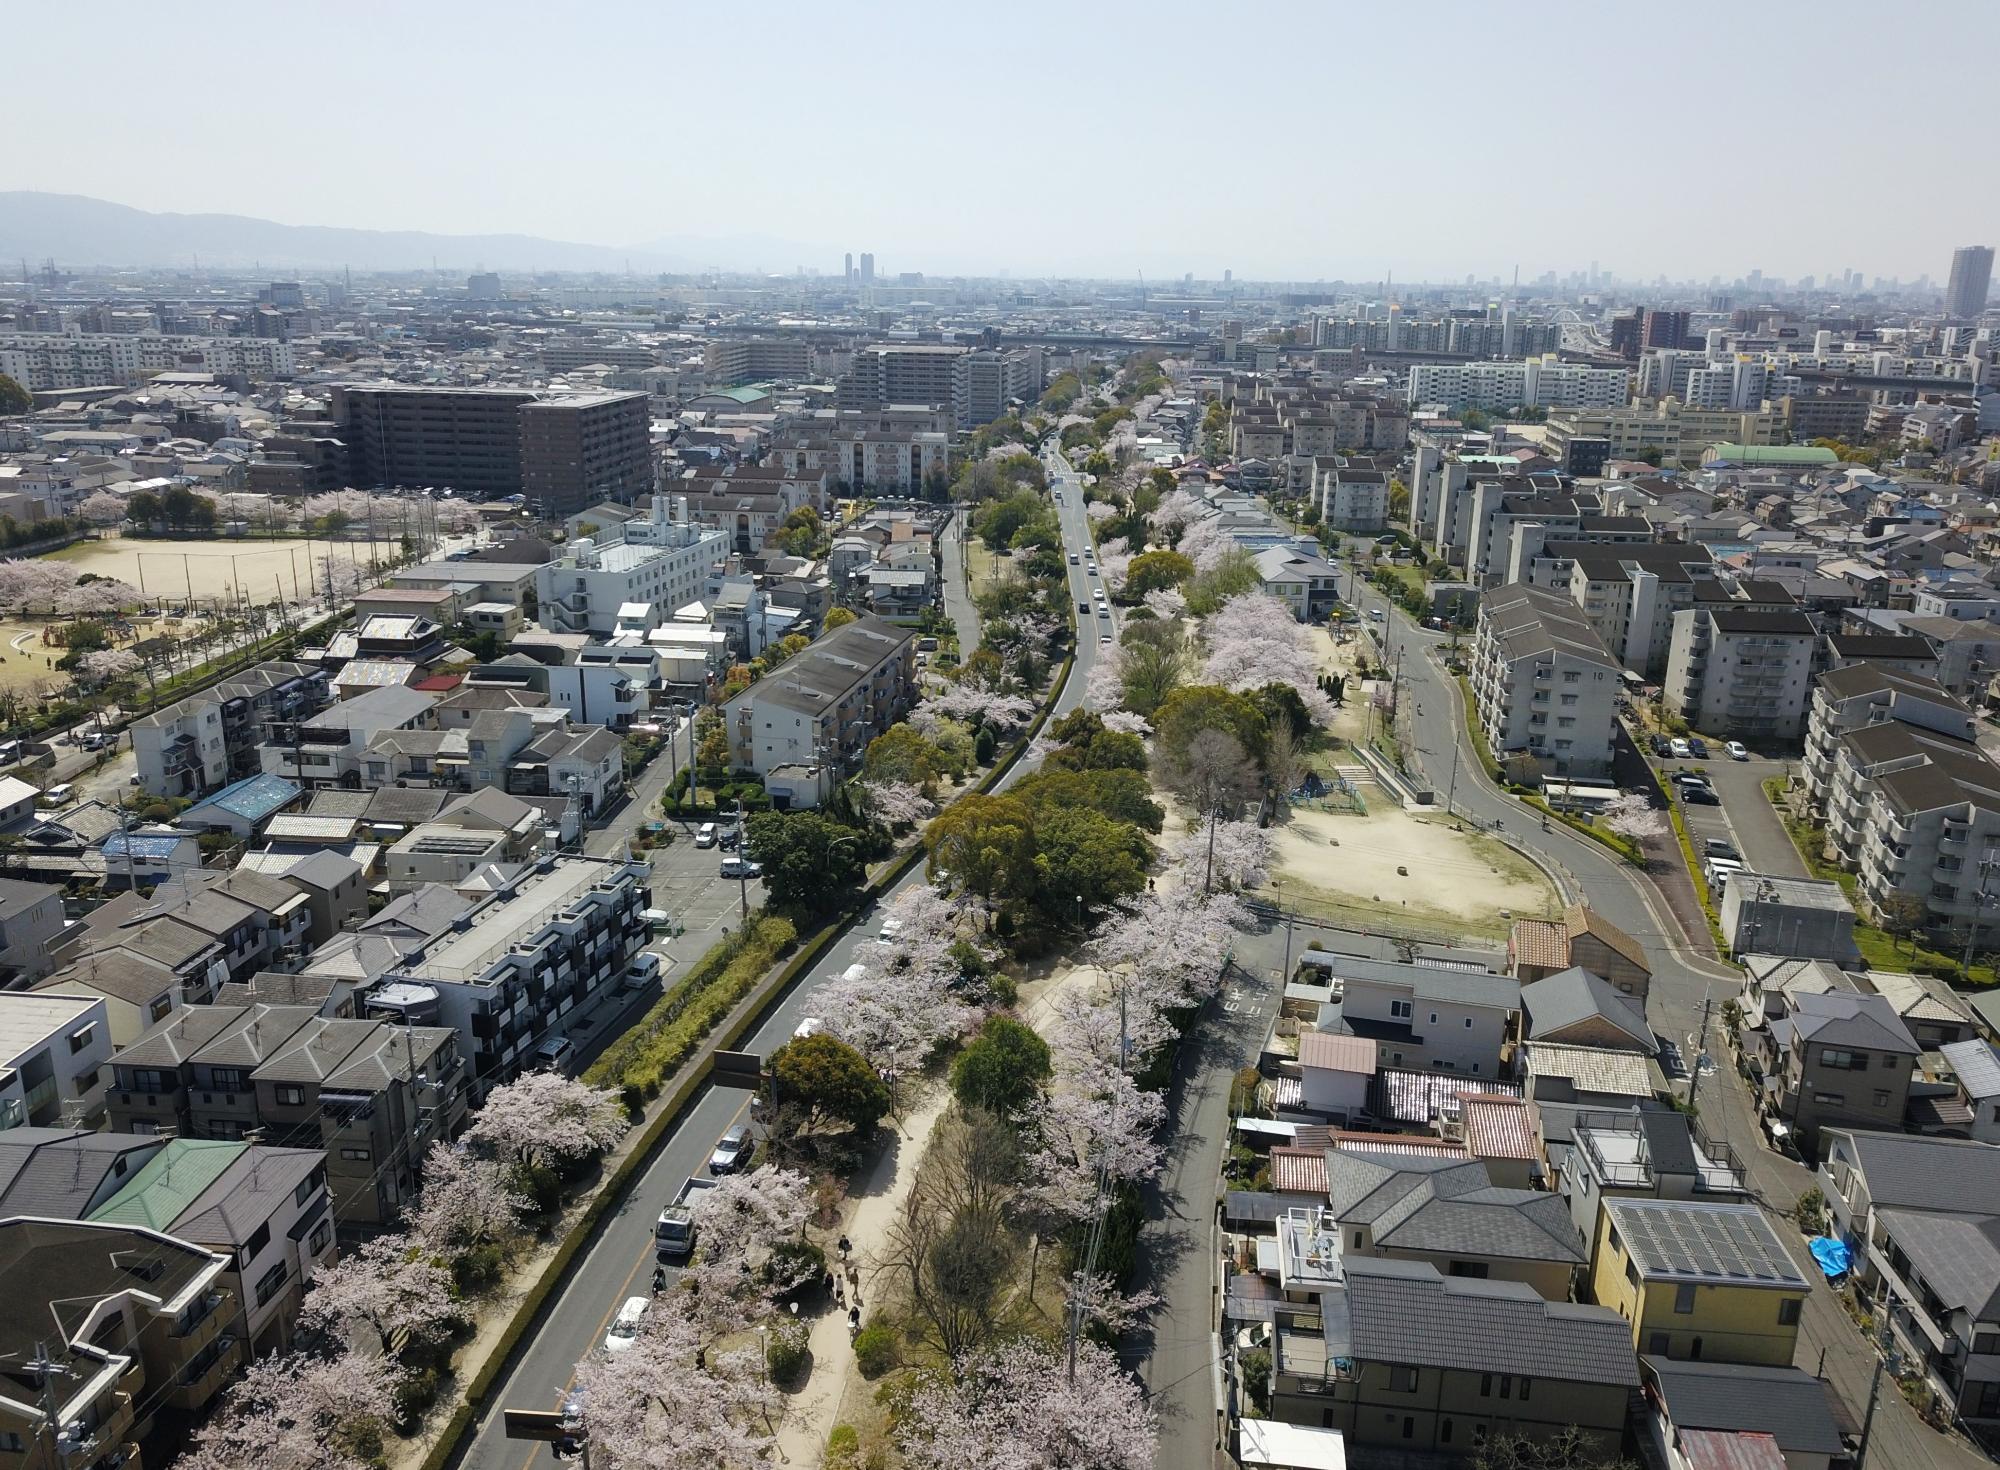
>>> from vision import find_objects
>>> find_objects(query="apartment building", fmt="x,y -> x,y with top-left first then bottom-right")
951,348 -> 1045,429
835,344 -> 965,414
259,684 -> 437,789
1800,662 -> 1974,810
1590,1200 -> 1808,1365
703,337 -> 811,386
1406,355 -> 1631,414
723,616 -> 915,779
0,331 -> 296,389
385,790 -> 545,893
534,497 -> 729,634
1471,586 -> 1621,779
0,992 -> 111,1130
132,660 -> 329,799
358,856 -> 650,1096
0,1217 -> 240,1468
334,384 -> 536,498
1315,465 -> 1389,532
53,869 -> 314,992
519,391 -> 652,516
104,1001 -> 467,1227
1522,542 -> 1716,677
772,429 -> 949,494
1544,400 -> 1789,468
1664,606 -> 1817,741
1752,991 -> 1919,1158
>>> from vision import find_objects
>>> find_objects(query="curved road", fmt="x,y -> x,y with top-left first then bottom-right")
457,453 -> 1107,1470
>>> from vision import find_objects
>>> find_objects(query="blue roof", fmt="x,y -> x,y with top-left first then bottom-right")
189,772 -> 302,821
103,832 -> 193,859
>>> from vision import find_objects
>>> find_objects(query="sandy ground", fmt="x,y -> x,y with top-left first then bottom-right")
1269,803 -> 1557,940
49,535 -> 401,605
0,619 -> 76,698
1303,622 -> 1380,748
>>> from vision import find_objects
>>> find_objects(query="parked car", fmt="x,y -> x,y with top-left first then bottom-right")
1649,734 -> 1672,758
1668,738 -> 1692,759
1725,740 -> 1750,761
878,916 -> 905,941
718,826 -> 741,850
1680,783 -> 1720,806
1688,737 -> 1709,759
719,856 -> 763,880
694,823 -> 718,849
623,953 -> 662,991
1702,837 -> 1739,861
708,1124 -> 753,1175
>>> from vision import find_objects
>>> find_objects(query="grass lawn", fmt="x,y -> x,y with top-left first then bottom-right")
1375,562 -> 1427,600
1762,776 -> 1996,986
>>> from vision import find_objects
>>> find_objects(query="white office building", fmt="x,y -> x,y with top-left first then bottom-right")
536,495 -> 730,635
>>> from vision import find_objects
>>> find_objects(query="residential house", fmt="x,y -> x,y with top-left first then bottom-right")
1252,546 -> 1343,621
177,772 -> 304,840
132,660 -> 329,798
1752,990 -> 1920,1158
1508,904 -> 1653,1001
1296,1031 -> 1374,1120
358,728 -> 470,790
1558,1110 -> 1748,1271
259,684 -> 438,790
384,789 -> 545,892
1940,1041 -> 2000,1143
0,878 -> 66,986
1816,1129 -> 2000,1424
504,724 -> 624,815
1517,967 -> 1654,1051
1269,1257 -> 1638,1460
28,951 -> 183,1049
0,992 -> 110,1129
1299,952 -> 1518,1078
1641,1358 -> 1845,1470
1591,1200 -> 1808,1365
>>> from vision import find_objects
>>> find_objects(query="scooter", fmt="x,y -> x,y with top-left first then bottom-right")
652,1266 -> 667,1293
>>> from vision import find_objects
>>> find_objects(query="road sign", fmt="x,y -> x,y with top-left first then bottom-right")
712,1049 -> 762,1089
504,1410 -> 569,1443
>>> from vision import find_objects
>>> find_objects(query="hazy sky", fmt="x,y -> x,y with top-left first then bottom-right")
10,0 -> 1999,282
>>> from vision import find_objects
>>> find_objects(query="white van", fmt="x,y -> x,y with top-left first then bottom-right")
840,963 -> 868,986
793,1017 -> 824,1041
38,784 -> 73,806
604,1296 -> 648,1353
623,953 -> 662,991
535,1036 -> 576,1072
694,822 -> 718,849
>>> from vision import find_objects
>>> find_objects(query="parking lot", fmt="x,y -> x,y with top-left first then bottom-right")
1649,743 -> 1807,892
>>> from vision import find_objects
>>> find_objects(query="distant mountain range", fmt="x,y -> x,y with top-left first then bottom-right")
0,192 -> 832,275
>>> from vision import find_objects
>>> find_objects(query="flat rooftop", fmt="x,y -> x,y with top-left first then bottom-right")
402,858 -> 622,983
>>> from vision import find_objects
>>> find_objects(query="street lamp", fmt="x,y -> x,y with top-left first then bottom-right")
757,1324 -> 769,1385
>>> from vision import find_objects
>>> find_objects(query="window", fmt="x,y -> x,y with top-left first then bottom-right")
276,1084 -> 307,1107
1647,1332 -> 1670,1355
1464,1016 -> 1474,1027
1448,1261 -> 1490,1279
1674,1283 -> 1697,1314
340,1147 -> 371,1161
150,995 -> 174,1022
255,1260 -> 289,1307
1441,1420 -> 1453,1444
1353,1231 -> 1364,1249
309,1219 -> 333,1256
1819,1049 -> 1868,1071
1429,1012 -> 1439,1025
1480,1373 -> 1493,1397
1779,1298 -> 1802,1326
1390,1000 -> 1413,1020
75,1067 -> 99,1091
1518,1377 -> 1531,1401
1814,1092 -> 1846,1106
1389,1366 -> 1419,1393
0,1432 -> 23,1453
68,1023 -> 96,1054
1401,1417 -> 1415,1440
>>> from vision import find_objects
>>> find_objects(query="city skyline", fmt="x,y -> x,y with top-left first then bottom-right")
5,0 -> 1997,283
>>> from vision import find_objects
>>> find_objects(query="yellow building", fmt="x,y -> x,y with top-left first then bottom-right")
1591,1199 -> 1807,1366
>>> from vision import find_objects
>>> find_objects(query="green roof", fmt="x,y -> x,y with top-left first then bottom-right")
1705,443 -> 1837,465
715,385 -> 772,403
87,1140 -> 244,1233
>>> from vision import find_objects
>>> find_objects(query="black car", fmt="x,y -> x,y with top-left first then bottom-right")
1649,734 -> 1672,758
1687,737 -> 1709,759
1680,784 -> 1720,806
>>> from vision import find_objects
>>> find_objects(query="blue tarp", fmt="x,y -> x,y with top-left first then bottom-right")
1810,1236 -> 1852,1279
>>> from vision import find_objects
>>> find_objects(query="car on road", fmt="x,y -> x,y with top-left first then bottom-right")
1079,600 -> 1091,614
719,856 -> 762,880
1702,837 -> 1739,861
1687,737 -> 1709,759
1100,633 -> 1113,643
1668,737 -> 1691,759
878,915 -> 905,941
1087,565 -> 1098,577
708,1123 -> 752,1174
1068,553 -> 1078,564
718,826 -> 741,850
1368,608 -> 1384,621
1725,740 -> 1750,761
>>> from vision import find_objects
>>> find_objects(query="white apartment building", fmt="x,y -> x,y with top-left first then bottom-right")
724,616 -> 915,778
0,991 -> 112,1128
1663,607 -> 1817,741
360,856 -> 650,1097
1471,585 -> 1622,778
0,333 -> 297,391
1802,663 -> 1975,813
536,495 -> 730,635
1682,357 -> 1800,411
1406,354 -> 1630,414
1315,464 -> 1389,531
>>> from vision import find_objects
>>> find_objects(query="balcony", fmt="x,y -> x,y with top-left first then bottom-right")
173,1290 -> 227,1344
168,1336 -> 238,1410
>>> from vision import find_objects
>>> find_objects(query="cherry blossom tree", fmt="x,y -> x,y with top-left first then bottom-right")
213,491 -> 278,524
1173,818 -> 1273,892
463,1070 -> 627,1170
1018,990 -> 1167,1227
1177,514 -> 1237,572
1099,709 -> 1152,737
895,1337 -> 1155,1470
0,560 -> 78,613
1092,886 -> 1247,1023
567,1309 -> 770,1470
680,1165 -> 816,1336
408,1142 -> 529,1262
1082,640 -> 1127,712
1095,535 -> 1133,594
1601,791 -> 1669,847
431,497 -> 481,534
814,946 -> 980,1078
920,683 -> 1036,733
301,1235 -> 459,1356
77,490 -> 129,526
1147,488 -> 1206,543
1085,498 -> 1118,523
1142,586 -> 1188,621
175,1346 -> 396,1470
316,556 -> 368,602
1064,1268 -> 1163,1335
1201,591 -> 1337,727
58,577 -> 140,618
76,648 -> 143,684
857,779 -> 936,827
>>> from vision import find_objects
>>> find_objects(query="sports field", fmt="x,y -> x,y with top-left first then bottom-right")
48,536 -> 402,607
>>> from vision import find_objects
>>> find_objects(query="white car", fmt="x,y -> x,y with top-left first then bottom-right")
605,1296 -> 648,1353
878,916 -> 905,940
1668,738 -> 1692,760
1725,741 -> 1750,761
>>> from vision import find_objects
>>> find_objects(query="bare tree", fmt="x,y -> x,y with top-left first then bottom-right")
1159,727 -> 1262,893
887,1108 -> 1020,1358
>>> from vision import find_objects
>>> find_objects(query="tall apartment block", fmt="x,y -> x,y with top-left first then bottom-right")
836,344 -> 966,414
1641,309 -> 1691,350
520,391 -> 652,516
334,385 -> 534,498
704,337 -> 812,386
1946,245 -> 1994,319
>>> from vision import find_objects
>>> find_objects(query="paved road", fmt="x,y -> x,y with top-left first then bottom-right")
1342,569 -> 1989,1470
458,451 -> 1108,1470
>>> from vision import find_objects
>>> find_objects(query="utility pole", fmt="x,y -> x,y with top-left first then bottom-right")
1963,853 -> 1998,974
1685,992 -> 1714,1116
1854,1355 -> 1885,1470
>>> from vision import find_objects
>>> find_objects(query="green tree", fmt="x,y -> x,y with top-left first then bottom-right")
126,489 -> 162,526
1013,768 -> 1163,834
1124,549 -> 1196,597
823,606 -> 857,630
1030,804 -> 1151,913
972,489 -> 1051,551
1185,548 -> 1260,614
746,810 -> 867,910
767,1032 -> 891,1135
864,724 -> 942,788
924,792 -> 1037,900
694,707 -> 729,775
1118,619 -> 1196,717
767,632 -> 810,667
0,374 -> 30,414
1039,373 -> 1081,413
949,1016 -> 1052,1117
1155,684 -> 1270,770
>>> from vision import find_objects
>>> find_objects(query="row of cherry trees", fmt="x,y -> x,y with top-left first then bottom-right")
75,488 -> 484,536
172,1071 -> 629,1470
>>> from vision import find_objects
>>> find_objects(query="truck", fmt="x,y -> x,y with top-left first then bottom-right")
655,1177 -> 716,1260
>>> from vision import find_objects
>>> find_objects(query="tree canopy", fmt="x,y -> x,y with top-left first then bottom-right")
745,810 -> 869,910
768,1032 -> 892,1134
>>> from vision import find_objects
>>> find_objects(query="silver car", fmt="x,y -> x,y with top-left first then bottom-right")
708,1124 -> 752,1174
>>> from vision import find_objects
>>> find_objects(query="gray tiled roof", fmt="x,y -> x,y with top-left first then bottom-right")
1337,1258 -> 1638,1386
1519,967 -> 1652,1049
1942,1041 -> 2000,1102
0,1130 -> 162,1219
1603,1201 -> 1804,1287
173,1146 -> 325,1247
1327,1154 -> 1584,1264
1784,991 -> 1920,1056
1874,1208 -> 2000,1318
1642,1358 -> 1844,1455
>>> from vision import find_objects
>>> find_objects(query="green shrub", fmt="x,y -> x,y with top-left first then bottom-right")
852,1322 -> 898,1377
765,1317 -> 810,1383
826,1426 -> 861,1467
392,1365 -> 441,1427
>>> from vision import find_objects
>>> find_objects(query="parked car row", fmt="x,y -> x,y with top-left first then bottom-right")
1648,733 -> 1750,762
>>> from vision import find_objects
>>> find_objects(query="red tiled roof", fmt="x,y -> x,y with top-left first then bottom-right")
1270,1146 -> 1328,1196
413,674 -> 462,692
1461,1093 -> 1537,1161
